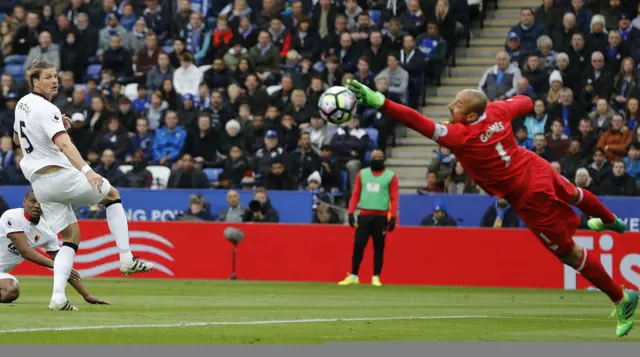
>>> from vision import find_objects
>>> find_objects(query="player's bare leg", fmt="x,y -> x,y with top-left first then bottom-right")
556,240 -> 637,337
0,278 -> 19,303
568,188 -> 626,233
49,223 -> 80,311
101,186 -> 153,276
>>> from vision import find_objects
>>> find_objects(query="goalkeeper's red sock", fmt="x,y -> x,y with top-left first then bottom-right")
575,188 -> 615,224
575,247 -> 624,304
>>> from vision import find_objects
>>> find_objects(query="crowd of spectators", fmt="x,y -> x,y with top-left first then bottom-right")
0,0 -> 472,224
421,0 -> 640,201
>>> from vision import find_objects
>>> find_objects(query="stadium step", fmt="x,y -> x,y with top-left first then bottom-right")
388,0 -> 517,188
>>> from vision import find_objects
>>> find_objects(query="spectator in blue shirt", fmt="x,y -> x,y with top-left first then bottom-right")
509,7 -> 547,53
132,84 -> 151,115
131,117 -> 155,162
515,126 -> 534,150
152,111 -> 186,166
624,142 -> 640,181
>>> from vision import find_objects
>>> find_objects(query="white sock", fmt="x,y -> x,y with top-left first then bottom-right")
52,246 -> 75,304
106,203 -> 134,264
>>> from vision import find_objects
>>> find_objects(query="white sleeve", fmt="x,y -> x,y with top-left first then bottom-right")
40,106 -> 67,142
0,211 -> 26,236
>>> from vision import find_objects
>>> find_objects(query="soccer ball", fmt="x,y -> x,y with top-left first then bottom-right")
318,86 -> 357,125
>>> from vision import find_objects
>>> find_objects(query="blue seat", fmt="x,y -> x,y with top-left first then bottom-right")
84,64 -> 102,81
204,168 -> 224,184
4,64 -> 24,79
368,10 -> 382,27
4,55 -> 26,65
365,128 -> 378,149
162,46 -> 173,54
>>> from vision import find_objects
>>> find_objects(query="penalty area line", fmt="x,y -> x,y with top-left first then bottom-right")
0,315 -> 632,334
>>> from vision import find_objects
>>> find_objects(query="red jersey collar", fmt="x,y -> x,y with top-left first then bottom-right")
24,210 -> 36,224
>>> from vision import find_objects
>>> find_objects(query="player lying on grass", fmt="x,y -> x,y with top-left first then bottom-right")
346,78 -> 638,337
0,189 -> 109,306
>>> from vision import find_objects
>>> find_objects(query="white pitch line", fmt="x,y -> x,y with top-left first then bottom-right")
0,315 -> 636,334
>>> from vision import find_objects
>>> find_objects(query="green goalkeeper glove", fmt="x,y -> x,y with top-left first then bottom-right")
346,79 -> 386,109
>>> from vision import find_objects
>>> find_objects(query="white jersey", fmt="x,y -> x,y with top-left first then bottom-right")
13,93 -> 74,181
0,208 -> 60,273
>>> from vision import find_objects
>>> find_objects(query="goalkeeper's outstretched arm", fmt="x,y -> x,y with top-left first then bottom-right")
379,99 -> 440,141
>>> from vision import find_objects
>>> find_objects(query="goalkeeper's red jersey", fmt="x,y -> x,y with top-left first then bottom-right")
382,95 -> 536,198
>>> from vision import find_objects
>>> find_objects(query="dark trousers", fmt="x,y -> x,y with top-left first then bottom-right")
351,215 -> 387,276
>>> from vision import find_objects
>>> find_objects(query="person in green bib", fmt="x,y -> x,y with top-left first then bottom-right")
339,149 -> 399,287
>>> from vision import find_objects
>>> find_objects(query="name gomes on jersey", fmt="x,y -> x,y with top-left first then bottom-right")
479,121 -> 506,143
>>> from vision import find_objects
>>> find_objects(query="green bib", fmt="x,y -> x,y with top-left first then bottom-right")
358,168 -> 394,211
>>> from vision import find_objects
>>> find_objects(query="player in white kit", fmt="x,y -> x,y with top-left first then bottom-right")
12,60 -> 153,310
0,190 -> 109,307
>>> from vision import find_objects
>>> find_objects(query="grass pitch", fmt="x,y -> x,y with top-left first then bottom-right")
0,278 -> 637,344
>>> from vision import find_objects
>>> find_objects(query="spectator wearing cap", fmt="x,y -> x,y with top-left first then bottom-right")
479,51 -> 522,101
505,31 -> 523,65
145,92 -> 169,130
102,35 -> 134,79
290,132 -> 322,187
552,12 -> 576,53
124,150 -> 153,188
135,32 -> 163,78
307,171 -> 331,208
254,129 -> 290,177
375,53 -> 409,104
535,0 -> 563,34
601,30 -> 627,73
147,52 -> 175,91
220,119 -> 245,157
94,116 -> 131,162
618,12 -> 640,43
598,113 -> 633,162
142,0 -> 171,43
217,145 -> 248,189
0,93 -> 17,136
581,51 -> 614,110
173,52 -> 203,97
546,69 -> 563,103
419,201 -> 457,226
330,116 -> 369,190
509,7 -> 547,53
24,31 -> 61,71
480,198 -> 520,228
600,160 -> 637,195
131,117 -> 155,162
249,31 -> 282,86
179,12 -> 210,65
167,153 -> 210,189
97,14 -> 132,57
152,111 -> 186,166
